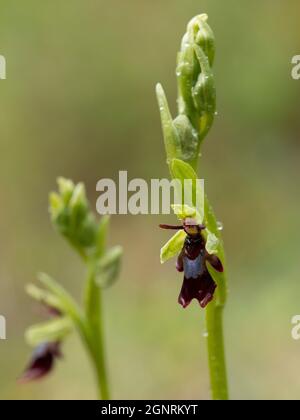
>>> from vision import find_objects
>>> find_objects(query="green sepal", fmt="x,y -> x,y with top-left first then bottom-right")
26,283 -> 64,314
25,317 -> 73,347
37,273 -> 85,328
160,230 -> 186,264
205,231 -> 219,255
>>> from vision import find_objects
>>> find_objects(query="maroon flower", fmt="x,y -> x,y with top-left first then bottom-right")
160,221 -> 223,309
19,342 -> 62,383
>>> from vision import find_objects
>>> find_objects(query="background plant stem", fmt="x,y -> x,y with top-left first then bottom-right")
84,264 -> 110,400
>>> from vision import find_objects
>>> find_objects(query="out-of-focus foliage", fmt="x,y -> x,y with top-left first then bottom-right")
0,0 -> 300,399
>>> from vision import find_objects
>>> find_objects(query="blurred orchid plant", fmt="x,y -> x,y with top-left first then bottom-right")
156,14 -> 229,400
21,178 -> 122,400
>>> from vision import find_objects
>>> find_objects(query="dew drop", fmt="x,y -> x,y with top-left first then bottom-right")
203,332 -> 209,338
217,221 -> 223,231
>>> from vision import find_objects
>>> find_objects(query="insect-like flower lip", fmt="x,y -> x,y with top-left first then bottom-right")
178,273 -> 216,309
19,342 -> 62,383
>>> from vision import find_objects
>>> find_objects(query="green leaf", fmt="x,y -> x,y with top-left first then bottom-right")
96,246 -> 123,288
160,230 -> 186,264
25,317 -> 73,347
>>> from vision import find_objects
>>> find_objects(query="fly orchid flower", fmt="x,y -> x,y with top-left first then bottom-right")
160,205 -> 223,308
156,14 -> 229,399
19,342 -> 62,383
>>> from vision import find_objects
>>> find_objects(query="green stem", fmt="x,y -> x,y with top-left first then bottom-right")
204,198 -> 229,400
84,264 -> 110,400
205,301 -> 228,400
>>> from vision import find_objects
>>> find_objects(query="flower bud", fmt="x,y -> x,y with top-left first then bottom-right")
190,14 -> 215,67
176,14 -> 216,138
49,178 -> 98,255
173,114 -> 198,164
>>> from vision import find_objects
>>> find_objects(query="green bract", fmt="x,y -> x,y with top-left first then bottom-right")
171,158 -> 204,221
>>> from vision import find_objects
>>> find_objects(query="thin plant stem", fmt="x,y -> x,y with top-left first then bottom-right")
84,264 -> 110,400
94,290 -> 110,400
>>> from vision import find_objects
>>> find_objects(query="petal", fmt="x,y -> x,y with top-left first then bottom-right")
178,272 -> 216,309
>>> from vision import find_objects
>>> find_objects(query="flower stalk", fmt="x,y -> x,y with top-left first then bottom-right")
156,14 -> 228,400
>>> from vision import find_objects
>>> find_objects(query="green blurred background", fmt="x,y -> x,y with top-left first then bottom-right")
0,0 -> 300,400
